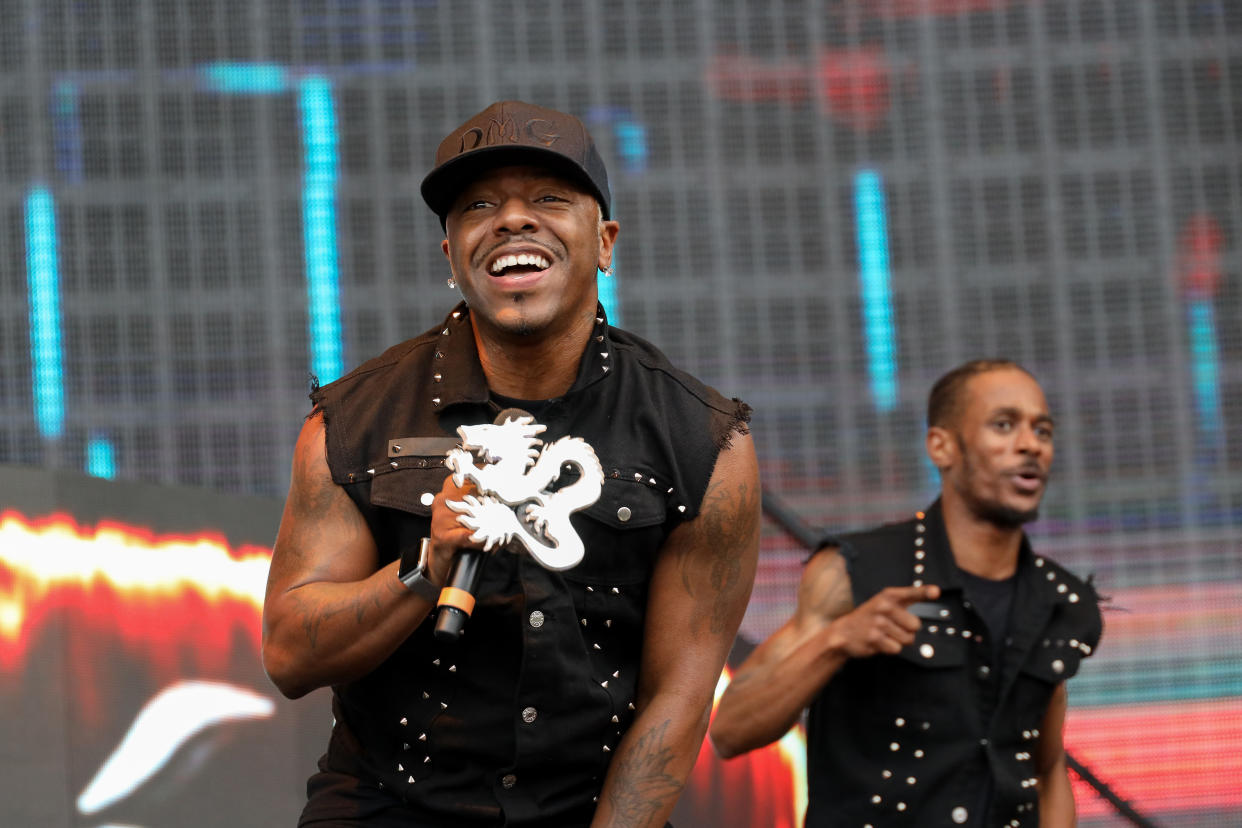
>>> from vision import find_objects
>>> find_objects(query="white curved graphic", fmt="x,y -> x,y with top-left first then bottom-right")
446,414 -> 604,570
76,680 -> 275,816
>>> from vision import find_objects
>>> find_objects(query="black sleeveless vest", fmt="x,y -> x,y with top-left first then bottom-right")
804,502 -> 1102,828
303,304 -> 749,826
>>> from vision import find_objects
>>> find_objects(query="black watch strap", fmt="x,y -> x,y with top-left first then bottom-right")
399,537 -> 441,602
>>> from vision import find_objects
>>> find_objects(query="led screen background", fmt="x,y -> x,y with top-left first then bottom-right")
0,1 -> 1239,825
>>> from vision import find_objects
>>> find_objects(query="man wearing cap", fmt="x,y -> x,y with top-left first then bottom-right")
262,101 -> 759,827
710,360 -> 1102,827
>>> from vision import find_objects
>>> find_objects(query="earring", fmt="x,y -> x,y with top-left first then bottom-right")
446,276 -> 457,289
602,264 -> 615,278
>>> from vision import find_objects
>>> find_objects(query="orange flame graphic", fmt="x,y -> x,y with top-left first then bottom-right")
0,509 -> 271,718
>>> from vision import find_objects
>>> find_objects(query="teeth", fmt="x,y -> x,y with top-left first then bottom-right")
491,254 -> 550,273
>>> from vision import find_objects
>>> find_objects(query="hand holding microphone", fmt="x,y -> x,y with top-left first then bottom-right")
429,408 -> 535,641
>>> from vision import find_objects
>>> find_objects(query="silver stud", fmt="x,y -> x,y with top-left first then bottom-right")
390,461 -> 399,469
397,763 -> 404,772
915,550 -> 925,560
890,742 -> 900,751
617,506 -> 632,522
602,744 -> 611,752
452,310 -> 462,319
1047,572 -> 1056,581
1051,659 -> 1065,674
913,579 -> 923,586
433,373 -> 442,382
420,491 -> 435,506
1057,583 -> 1067,594
432,397 -> 441,407
529,610 -> 545,628
441,327 -> 449,335
403,743 -> 409,750
448,664 -> 457,672
612,669 -> 620,677
605,620 -> 613,628
593,643 -> 601,650
1069,593 -> 1080,603
400,717 -> 408,726
906,776 -> 916,785
915,537 -> 924,546
432,659 -> 440,666
952,806 -> 969,823
586,586 -> 594,593
601,680 -> 609,688
611,587 -> 620,594
677,505 -> 686,513
367,468 -> 376,476
882,769 -> 893,778
440,701 -> 447,709
424,756 -> 430,763
871,795 -> 882,804
895,717 -> 905,727
919,644 -> 935,658
422,691 -> 429,699
611,715 -> 619,723
928,625 -> 938,633
946,627 -> 956,636
419,732 -> 427,741
1035,557 -> 1045,567
897,802 -> 907,811
408,775 -> 415,784
914,564 -> 925,574
914,749 -> 925,758
596,316 -> 604,324
601,365 -> 610,373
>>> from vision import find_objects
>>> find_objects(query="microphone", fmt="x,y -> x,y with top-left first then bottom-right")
433,407 -> 533,642
433,546 -> 486,642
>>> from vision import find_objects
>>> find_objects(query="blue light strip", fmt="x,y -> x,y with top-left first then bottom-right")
51,81 -> 84,182
201,62 -> 290,94
1187,299 -> 1221,435
597,265 -> 621,325
298,76 -> 345,384
25,187 -> 66,440
86,436 -> 117,479
853,169 -> 898,412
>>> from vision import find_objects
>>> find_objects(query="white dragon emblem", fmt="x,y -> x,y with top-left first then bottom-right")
444,414 -> 604,571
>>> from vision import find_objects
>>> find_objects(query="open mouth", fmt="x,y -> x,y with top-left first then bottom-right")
1011,468 -> 1045,494
489,252 -> 551,278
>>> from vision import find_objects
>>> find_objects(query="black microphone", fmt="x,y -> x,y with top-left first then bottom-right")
432,546 -> 486,642
433,408 -> 533,642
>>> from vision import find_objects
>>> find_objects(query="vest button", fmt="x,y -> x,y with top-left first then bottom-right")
501,773 -> 517,789
521,706 -> 538,724
529,610 -> 545,628
952,805 -> 969,823
617,506 -> 632,522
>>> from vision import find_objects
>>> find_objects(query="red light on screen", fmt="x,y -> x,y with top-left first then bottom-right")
0,509 -> 269,678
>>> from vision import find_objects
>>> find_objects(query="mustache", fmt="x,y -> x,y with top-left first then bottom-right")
1008,461 -> 1047,480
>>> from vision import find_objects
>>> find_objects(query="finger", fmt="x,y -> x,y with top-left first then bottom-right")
887,584 -> 942,607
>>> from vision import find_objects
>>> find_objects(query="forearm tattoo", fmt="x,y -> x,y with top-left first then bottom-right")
604,719 -> 683,826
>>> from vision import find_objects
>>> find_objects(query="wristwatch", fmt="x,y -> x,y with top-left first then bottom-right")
398,537 -> 441,602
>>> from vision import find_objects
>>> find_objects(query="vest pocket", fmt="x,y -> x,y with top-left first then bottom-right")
369,465 -> 453,516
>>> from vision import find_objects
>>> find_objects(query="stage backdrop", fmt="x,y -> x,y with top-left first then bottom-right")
1,1 -> 1240,825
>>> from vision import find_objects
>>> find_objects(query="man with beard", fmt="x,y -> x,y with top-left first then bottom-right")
710,360 -> 1102,828
262,101 -> 758,827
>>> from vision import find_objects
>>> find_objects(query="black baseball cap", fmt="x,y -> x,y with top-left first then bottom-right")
420,100 -> 611,227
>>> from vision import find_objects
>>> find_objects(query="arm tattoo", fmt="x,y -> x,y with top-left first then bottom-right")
686,476 -> 760,634
604,720 -> 683,826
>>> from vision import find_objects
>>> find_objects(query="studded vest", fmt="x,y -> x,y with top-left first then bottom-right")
302,303 -> 749,826
804,501 -> 1102,828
